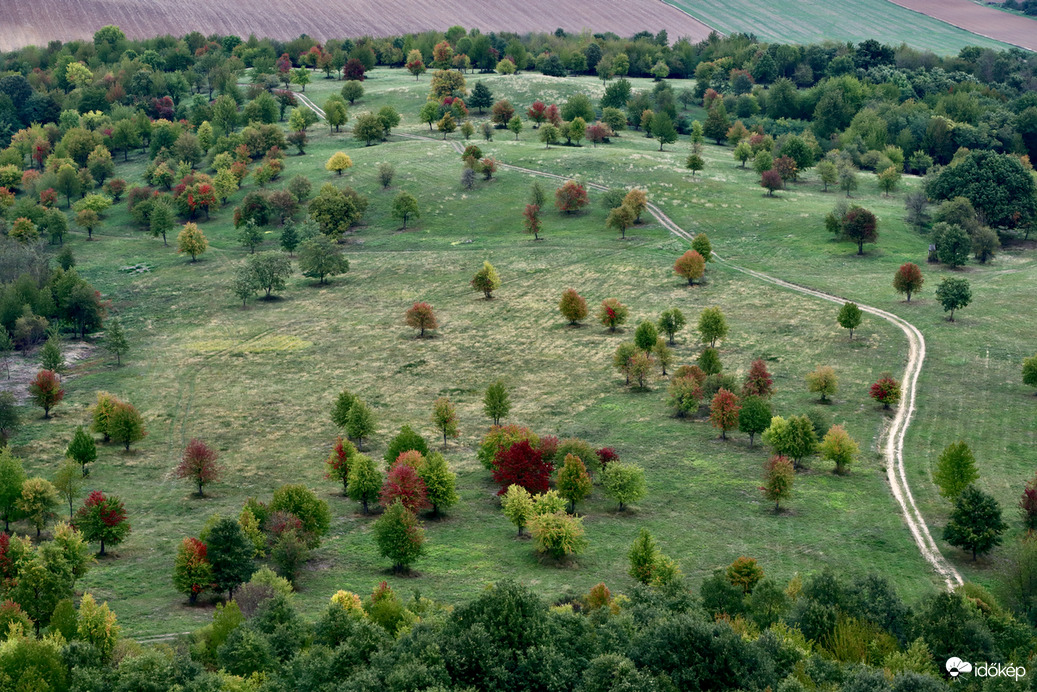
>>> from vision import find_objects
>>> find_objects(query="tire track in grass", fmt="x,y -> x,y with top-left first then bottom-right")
299,93 -> 967,591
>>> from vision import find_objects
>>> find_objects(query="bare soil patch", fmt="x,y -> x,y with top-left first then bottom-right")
886,0 -> 1037,50
0,0 -> 713,51
0,342 -> 95,405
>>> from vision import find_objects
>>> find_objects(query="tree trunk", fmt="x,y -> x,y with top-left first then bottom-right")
99,539 -> 106,556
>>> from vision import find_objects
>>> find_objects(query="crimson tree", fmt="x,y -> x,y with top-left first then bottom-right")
175,438 -> 221,497
555,180 -> 588,214
380,464 -> 429,514
405,302 -> 437,337
491,440 -> 552,495
710,389 -> 741,440
28,369 -> 64,418
74,491 -> 130,556
742,359 -> 774,398
870,375 -> 901,410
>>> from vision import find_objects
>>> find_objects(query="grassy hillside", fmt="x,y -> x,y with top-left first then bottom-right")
8,69 -> 1035,636
660,0 -> 1009,53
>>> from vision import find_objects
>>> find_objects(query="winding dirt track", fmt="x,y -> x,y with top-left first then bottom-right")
298,91 -> 964,589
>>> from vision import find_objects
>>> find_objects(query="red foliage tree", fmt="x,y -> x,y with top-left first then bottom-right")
39,188 -> 57,208
773,155 -> 797,184
545,104 -> 562,127
555,180 -> 589,214
760,169 -> 783,196
596,447 -> 620,474
527,101 -> 547,127
523,203 -> 542,240
586,123 -> 611,146
674,249 -> 705,285
742,359 -> 774,398
343,59 -> 366,81
28,369 -> 64,418
175,438 -> 221,497
74,491 -> 130,556
869,375 -> 901,410
710,388 -> 741,440
325,437 -> 353,494
405,302 -> 437,337
380,464 -> 429,513
267,510 -> 304,539
0,534 -> 16,591
492,440 -> 553,495
893,262 -> 924,302
276,53 -> 293,77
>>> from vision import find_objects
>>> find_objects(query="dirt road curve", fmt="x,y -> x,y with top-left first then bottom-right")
886,0 -> 1037,51
0,0 -> 713,52
297,90 -> 964,589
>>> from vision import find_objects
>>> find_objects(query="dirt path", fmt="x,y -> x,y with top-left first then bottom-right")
300,97 -> 966,592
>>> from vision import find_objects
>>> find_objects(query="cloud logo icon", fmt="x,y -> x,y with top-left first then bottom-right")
946,657 -> 973,677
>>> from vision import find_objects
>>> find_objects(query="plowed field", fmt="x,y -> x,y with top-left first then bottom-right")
0,0 -> 713,51
886,0 -> 1037,51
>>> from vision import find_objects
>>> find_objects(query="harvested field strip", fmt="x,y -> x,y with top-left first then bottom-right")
884,0 -> 1037,51
0,0 -> 713,52
661,0 -> 1009,52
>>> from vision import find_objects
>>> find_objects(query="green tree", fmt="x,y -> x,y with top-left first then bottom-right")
341,80 -> 364,104
763,415 -> 817,469
374,501 -> 425,573
353,112 -> 384,146
602,461 -> 646,511
11,542 -> 75,636
557,454 -> 592,514
40,335 -> 63,373
703,102 -> 730,144
734,140 -> 753,167
324,98 -> 348,132
698,307 -> 728,347
418,453 -> 458,517
634,321 -> 659,354
762,455 -> 795,511
818,425 -> 859,475
806,365 -> 838,402
933,442 -> 979,499
692,233 -> 713,263
237,220 -> 263,254
108,401 -> 146,451
738,395 -> 772,448
935,277 -> 972,321
66,425 -> 97,477
0,450 -> 25,531
248,252 -> 292,298
837,302 -> 862,339
817,160 -> 839,192
52,459 -> 83,519
331,389 -> 358,429
502,484 -> 534,536
507,115 -> 523,140
943,486 -> 1006,561
104,318 -> 129,365
18,477 -> 58,537
206,517 -> 255,597
0,392 -> 16,447
431,397 -> 459,443
232,262 -> 259,308
346,400 -> 375,451
658,308 -> 686,344
392,191 -> 420,229
628,528 -> 659,584
270,484 -> 331,542
347,453 -> 381,514
1024,354 -> 1037,395
471,261 -> 501,299
877,166 -> 901,196
484,380 -> 511,425
298,235 -> 349,285
933,222 -> 971,268
652,112 -> 677,151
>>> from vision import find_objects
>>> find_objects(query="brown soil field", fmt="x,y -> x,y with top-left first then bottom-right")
0,0 -> 714,51
886,0 -> 1037,51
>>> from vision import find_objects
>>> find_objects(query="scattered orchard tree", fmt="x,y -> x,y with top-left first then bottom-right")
893,263 -> 924,302
529,511 -> 586,560
299,235 -> 349,285
668,374 -> 702,418
177,222 -> 208,261
933,442 -> 978,499
613,343 -> 638,385
837,302 -> 862,339
692,234 -> 713,262
598,298 -> 629,332
523,204 -> 542,240
104,319 -> 129,365
324,437 -> 356,495
555,180 -> 588,214
502,484 -> 534,536
653,338 -> 673,376
634,321 -> 658,354
431,398 -> 459,443
75,491 -> 130,556
346,400 -> 375,451
602,461 -> 646,511
944,486 -> 1006,561
405,302 -> 437,337
471,261 -> 501,299
843,206 -> 879,255
710,389 -> 741,440
331,389 -> 358,430
173,537 -> 213,605
818,425 -> 859,474
606,203 -> 636,239
698,347 -> 722,375
391,191 -> 419,229
936,277 -> 971,321
419,453 -> 458,517
760,169 -> 783,196
559,288 -> 588,325
17,477 -> 58,537
248,252 -> 292,298
742,359 -> 774,398
206,517 -> 254,597
1023,354 -> 1037,395
484,380 -> 511,425
674,250 -> 705,285
0,448 -> 25,531
1020,473 -> 1037,530
806,366 -> 838,402
698,307 -> 728,347
176,439 -> 221,497
628,351 -> 653,388
762,455 -> 795,511
557,454 -> 592,513
492,440 -> 552,495
325,152 -> 353,176
870,375 -> 902,410
763,415 -> 817,469
933,223 -> 971,268
380,464 -> 429,514
347,454 -> 381,514
53,459 -> 83,520
29,370 -> 64,418
738,395 -> 772,447
658,308 -> 686,344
